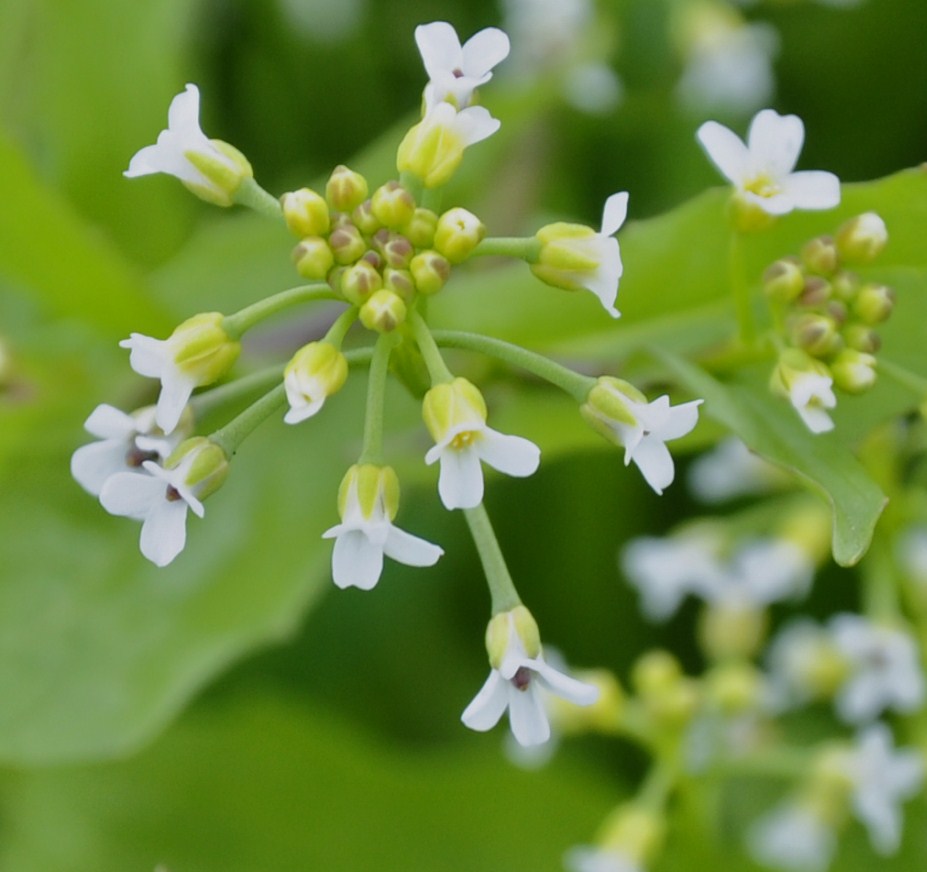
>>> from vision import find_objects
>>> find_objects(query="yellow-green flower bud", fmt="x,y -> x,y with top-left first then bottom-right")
729,196 -> 777,233
383,268 -> 416,302
763,257 -> 805,304
486,605 -> 541,668
852,283 -> 895,324
531,222 -> 598,292
549,668 -> 625,735
598,805 -> 666,866
434,207 -> 486,263
631,649 -> 682,697
329,223 -> 367,265
351,199 -> 381,236
326,164 -> 369,213
705,662 -> 764,714
337,463 -> 400,523
409,250 -> 451,296
830,349 -> 877,394
292,237 -> 335,280
397,116 -> 466,189
403,207 -> 438,248
373,230 -> 414,269
422,377 -> 487,445
843,323 -> 881,354
370,181 -> 416,230
698,602 -> 768,662
580,377 -> 641,444
831,270 -> 859,302
166,436 -> 230,501
283,341 -> 348,424
359,289 -> 407,333
790,312 -> 843,358
280,187 -> 330,238
798,276 -> 832,308
801,235 -> 839,276
171,312 -> 241,383
340,260 -> 383,306
835,212 -> 888,265
184,139 -> 254,207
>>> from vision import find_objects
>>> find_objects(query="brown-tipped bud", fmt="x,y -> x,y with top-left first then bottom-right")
853,283 -> 895,324
292,237 -> 334,281
327,266 -> 347,294
835,212 -> 888,265
434,207 -> 486,264
280,188 -> 330,238
328,223 -> 367,265
763,257 -> 804,304
351,199 -> 381,236
831,271 -> 859,302
340,260 -> 383,306
403,207 -> 438,248
373,229 -> 414,269
831,349 -> 877,394
826,300 -> 848,325
370,181 -> 416,230
843,323 -> 882,354
409,250 -> 451,296
790,313 -> 843,358
325,164 -> 369,213
359,289 -> 407,333
799,276 -> 832,308
383,267 -> 416,302
361,249 -> 383,271
801,235 -> 839,276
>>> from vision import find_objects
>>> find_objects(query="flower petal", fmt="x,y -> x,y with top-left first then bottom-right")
696,120 -> 750,184
783,171 -> 841,211
156,371 -> 197,434
507,685 -> 551,747
71,441 -> 130,497
99,472 -> 165,520
454,105 -> 501,147
629,436 -> 675,495
331,529 -> 384,590
654,399 -> 702,441
748,109 -> 804,177
383,525 -> 444,568
437,447 -> 484,510
600,191 -> 629,237
83,404 -> 136,439
415,22 -> 462,80
461,27 -> 510,78
476,429 -> 540,478
533,659 -> 600,706
140,499 -> 189,567
461,671 -> 509,731
120,333 -> 167,378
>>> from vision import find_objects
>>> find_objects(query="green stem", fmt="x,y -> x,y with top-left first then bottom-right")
878,358 -> 927,396
233,177 -> 284,221
729,231 -> 756,345
421,186 -> 443,214
637,758 -> 678,815
409,310 -> 454,383
861,533 -> 902,621
399,170 -> 423,204
190,365 -> 283,420
359,333 -> 396,465
463,503 -> 522,614
209,383 -> 287,456
473,237 -> 542,262
222,284 -> 338,339
324,307 -> 360,346
432,330 -> 596,401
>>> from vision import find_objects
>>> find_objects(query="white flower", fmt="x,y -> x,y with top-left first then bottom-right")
99,437 -> 227,567
415,21 -> 510,109
562,63 -> 624,115
764,619 -> 845,712
461,608 -> 598,747
423,378 -> 540,510
700,538 -> 813,607
829,614 -> 925,723
564,846 -> 642,872
125,84 -> 252,206
789,371 -> 837,434
283,341 -> 348,425
847,724 -> 924,855
697,109 -> 840,217
687,437 -> 785,503
322,465 -> 443,590
71,404 -> 184,497
532,192 -> 628,317
747,801 -> 836,872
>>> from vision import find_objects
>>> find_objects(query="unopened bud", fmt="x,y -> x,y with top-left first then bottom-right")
383,267 -> 416,301
166,436 -> 229,501
598,805 -> 666,866
698,603 -> 768,662
340,260 -> 383,305
853,283 -> 895,324
830,349 -> 877,394
410,250 -> 451,296
403,207 -> 438,248
763,258 -> 804,304
292,237 -> 334,280
329,223 -> 367,265
371,181 -> 416,230
705,662 -> 764,714
373,230 -> 414,269
831,270 -> 859,302
325,164 -> 369,213
801,235 -> 839,276
835,212 -> 888,265
790,313 -> 843,358
631,649 -> 682,697
434,207 -> 486,263
798,277 -> 832,308
352,199 -> 382,236
280,187 -> 330,238
843,323 -> 881,354
359,289 -> 407,333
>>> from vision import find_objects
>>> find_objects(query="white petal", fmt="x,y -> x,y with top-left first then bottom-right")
331,530 -> 384,590
120,333 -> 167,378
461,27 -> 510,77
154,371 -> 197,434
383,525 -> 444,568
167,83 -> 203,137
654,399 -> 702,441
748,109 -> 804,177
600,191 -> 629,236
415,22 -> 462,80
629,437 -> 675,495
507,685 -> 551,747
783,171 -> 841,210
83,404 -> 136,439
585,237 -> 623,317
99,472 -> 165,520
454,105 -> 501,147
476,429 -> 540,478
71,441 -> 130,497
140,499 -> 189,567
534,659 -> 600,706
437,447 -> 484,510
283,394 -> 325,424
696,121 -> 750,184
461,671 -> 509,731
797,404 -> 835,434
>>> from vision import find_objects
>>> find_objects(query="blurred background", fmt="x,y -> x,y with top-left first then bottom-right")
1,0 -> 926,869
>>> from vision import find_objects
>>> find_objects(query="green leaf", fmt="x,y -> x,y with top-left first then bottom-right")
656,351 -> 886,567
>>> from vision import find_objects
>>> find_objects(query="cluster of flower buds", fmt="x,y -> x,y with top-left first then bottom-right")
766,212 -> 893,432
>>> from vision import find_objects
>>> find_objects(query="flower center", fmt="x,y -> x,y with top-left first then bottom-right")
165,485 -> 183,502
450,430 -> 478,450
512,666 -> 533,692
125,446 -> 160,467
744,173 -> 781,199
452,68 -> 464,79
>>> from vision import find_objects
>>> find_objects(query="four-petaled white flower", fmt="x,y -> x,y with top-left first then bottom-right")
423,378 -> 540,510
322,465 -> 443,590
697,109 -> 840,218
461,609 -> 598,746
124,83 -> 253,206
829,614 -> 925,724
564,846 -> 642,872
847,724 -> 924,856
747,801 -> 836,872
283,341 -> 348,425
789,370 -> 837,434
415,21 -> 511,109
71,404 -> 183,497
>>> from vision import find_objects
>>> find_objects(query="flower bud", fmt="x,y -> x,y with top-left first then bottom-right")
292,237 -> 335,280
698,602 -> 768,662
359,289 -> 407,333
337,463 -> 400,524
434,207 -> 486,263
382,268 -> 416,301
403,207 -> 438,248
835,212 -> 888,265
171,312 -> 240,383
550,669 -> 625,735
798,276 -> 832,308
329,223 -> 367,265
486,605 -> 541,668
422,377 -> 487,446
763,258 -> 805,304
830,349 -> 877,394
370,181 -> 416,230
280,187 -> 330,238
373,230 -> 414,269
831,270 -> 859,302
598,805 -> 666,866
580,377 -> 642,444
351,199 -> 382,236
325,164 -> 369,213
852,283 -> 895,324
801,235 -> 839,276
531,222 -> 599,293
165,436 -> 229,501
409,250 -> 451,296
631,649 -> 682,697
283,341 -> 348,424
843,323 -> 881,354
790,312 -> 843,358
185,139 -> 254,207
340,260 -> 383,306
705,662 -> 764,714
